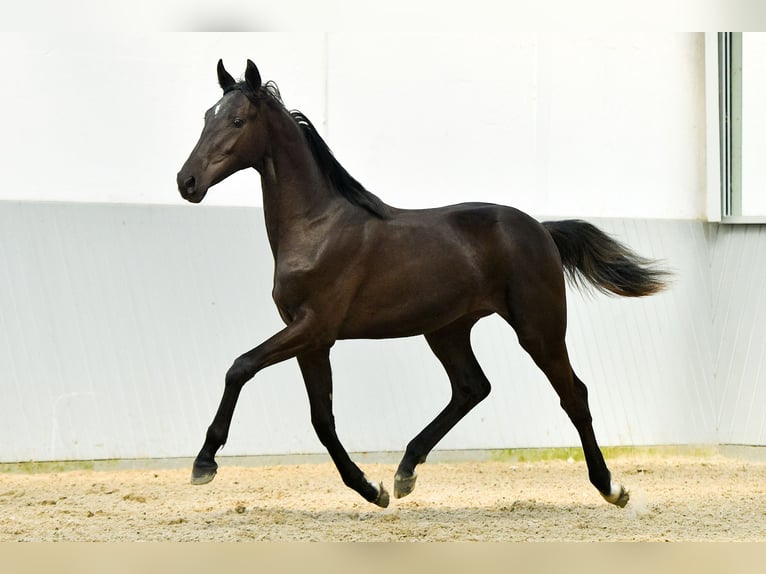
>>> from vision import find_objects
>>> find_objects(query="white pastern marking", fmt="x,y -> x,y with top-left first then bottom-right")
363,475 -> 378,493
602,481 -> 623,503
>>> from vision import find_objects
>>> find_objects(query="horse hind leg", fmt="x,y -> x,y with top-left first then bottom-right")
516,329 -> 629,507
395,317 -> 491,499
502,270 -> 628,508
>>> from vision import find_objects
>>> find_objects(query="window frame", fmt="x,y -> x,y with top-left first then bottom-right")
710,32 -> 766,224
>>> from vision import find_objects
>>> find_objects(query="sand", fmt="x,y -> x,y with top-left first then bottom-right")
2,453 -> 766,542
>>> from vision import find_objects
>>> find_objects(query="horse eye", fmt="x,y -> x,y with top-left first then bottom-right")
233,118 -> 244,128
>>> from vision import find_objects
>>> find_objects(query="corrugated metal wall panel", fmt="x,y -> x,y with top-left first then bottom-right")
0,202 -> 283,462
0,202 -> 752,463
713,224 -> 766,445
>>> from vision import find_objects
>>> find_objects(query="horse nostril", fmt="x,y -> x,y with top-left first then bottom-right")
178,174 -> 197,198
177,172 -> 196,195
178,171 -> 206,203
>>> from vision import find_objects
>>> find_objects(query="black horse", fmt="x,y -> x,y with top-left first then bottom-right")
177,59 -> 668,509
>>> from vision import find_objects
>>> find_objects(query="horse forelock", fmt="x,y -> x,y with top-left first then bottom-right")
224,80 -> 283,106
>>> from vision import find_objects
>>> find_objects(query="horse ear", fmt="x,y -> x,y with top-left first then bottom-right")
245,59 -> 262,91
217,59 -> 236,91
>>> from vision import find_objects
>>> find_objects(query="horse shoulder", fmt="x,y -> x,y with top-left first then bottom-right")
270,218 -> 369,322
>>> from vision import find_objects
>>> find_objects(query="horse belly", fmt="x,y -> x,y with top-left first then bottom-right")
337,260 -> 490,339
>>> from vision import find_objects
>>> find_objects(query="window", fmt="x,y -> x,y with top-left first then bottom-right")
715,32 -> 766,223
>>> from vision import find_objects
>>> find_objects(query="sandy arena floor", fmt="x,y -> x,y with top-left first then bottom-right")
2,452 -> 766,541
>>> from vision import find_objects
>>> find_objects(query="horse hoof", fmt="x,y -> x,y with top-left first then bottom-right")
613,486 -> 630,508
602,481 -> 630,508
374,482 -> 390,508
190,461 -> 218,485
394,471 -> 417,499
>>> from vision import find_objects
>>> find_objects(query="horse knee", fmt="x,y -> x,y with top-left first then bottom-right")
225,357 -> 252,389
309,410 -> 337,446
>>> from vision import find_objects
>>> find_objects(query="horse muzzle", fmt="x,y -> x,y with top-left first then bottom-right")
177,172 -> 207,204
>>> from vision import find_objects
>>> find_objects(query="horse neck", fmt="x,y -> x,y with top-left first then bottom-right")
258,107 -> 340,255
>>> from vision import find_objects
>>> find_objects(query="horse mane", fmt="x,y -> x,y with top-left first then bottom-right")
229,80 -> 390,220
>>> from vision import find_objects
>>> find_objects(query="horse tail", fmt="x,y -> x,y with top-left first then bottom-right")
542,219 -> 670,297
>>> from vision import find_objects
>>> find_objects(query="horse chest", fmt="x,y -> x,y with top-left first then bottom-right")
272,265 -> 312,307
271,257 -> 337,310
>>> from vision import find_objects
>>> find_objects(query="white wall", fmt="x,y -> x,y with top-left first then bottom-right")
328,33 -> 706,218
0,33 -> 326,207
0,32 -> 706,218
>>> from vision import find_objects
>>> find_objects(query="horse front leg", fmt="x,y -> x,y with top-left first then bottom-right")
297,350 -> 390,508
190,315 -> 322,486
